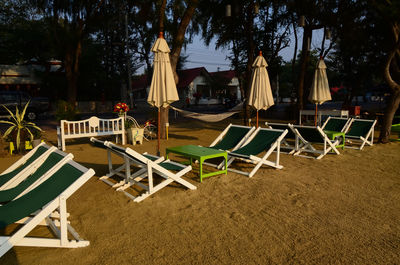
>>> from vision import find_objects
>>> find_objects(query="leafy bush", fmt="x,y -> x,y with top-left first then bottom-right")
55,100 -> 79,121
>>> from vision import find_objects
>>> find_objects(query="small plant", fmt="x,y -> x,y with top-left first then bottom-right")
125,118 -> 134,129
0,101 -> 42,153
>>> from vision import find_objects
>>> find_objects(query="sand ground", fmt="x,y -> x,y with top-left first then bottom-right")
1,118 -> 400,264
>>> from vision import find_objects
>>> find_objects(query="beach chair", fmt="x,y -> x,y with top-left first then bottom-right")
206,124 -> 255,168
321,116 -> 353,132
0,158 -> 94,257
291,125 -> 341,159
0,143 -> 57,190
344,118 -> 377,150
90,137 -> 164,189
107,142 -> 196,202
0,149 -> 74,204
265,122 -> 298,154
91,138 -> 196,202
224,127 -> 288,178
209,124 -> 255,151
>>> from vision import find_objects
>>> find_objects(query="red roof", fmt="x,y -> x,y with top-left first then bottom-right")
209,70 -> 237,80
131,75 -> 148,90
176,67 -> 208,88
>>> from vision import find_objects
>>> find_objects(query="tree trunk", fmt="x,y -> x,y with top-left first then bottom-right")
297,27 -> 312,120
64,41 -> 82,105
158,0 -> 167,33
379,24 -> 400,143
160,0 -> 198,139
379,90 -> 400,143
243,2 -> 255,126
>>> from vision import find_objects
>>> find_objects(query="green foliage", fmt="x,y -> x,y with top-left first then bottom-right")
124,119 -> 134,129
55,100 -> 79,121
0,101 -> 42,153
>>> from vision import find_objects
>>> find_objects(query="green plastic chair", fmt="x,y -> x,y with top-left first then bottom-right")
0,143 -> 56,190
225,127 -> 288,178
0,158 -> 94,257
345,119 -> 377,150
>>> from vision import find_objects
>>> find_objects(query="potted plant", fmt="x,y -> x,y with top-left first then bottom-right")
31,128 -> 43,147
0,101 -> 43,154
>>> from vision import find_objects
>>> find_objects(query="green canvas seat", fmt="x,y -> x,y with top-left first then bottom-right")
321,116 -> 353,132
0,143 -> 56,190
0,157 -> 94,257
0,150 -> 73,204
291,125 -> 341,159
209,124 -> 255,151
265,122 -> 298,154
224,127 -> 288,178
345,119 -> 377,150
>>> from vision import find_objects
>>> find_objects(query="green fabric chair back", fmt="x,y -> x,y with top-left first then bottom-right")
212,126 -> 252,150
324,118 -> 348,132
296,127 -> 324,143
233,130 -> 282,156
0,163 -> 84,229
0,146 -> 48,187
346,120 -> 374,137
270,124 -> 295,139
0,152 -> 64,203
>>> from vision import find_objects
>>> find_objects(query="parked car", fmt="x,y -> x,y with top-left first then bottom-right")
0,90 -> 50,120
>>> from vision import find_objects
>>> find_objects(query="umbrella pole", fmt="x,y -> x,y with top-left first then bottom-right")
157,108 -> 161,156
314,104 -> 318,127
256,110 -> 259,128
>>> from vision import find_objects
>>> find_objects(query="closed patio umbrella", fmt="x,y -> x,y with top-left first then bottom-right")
248,51 -> 274,127
308,58 -> 331,126
147,32 -> 179,155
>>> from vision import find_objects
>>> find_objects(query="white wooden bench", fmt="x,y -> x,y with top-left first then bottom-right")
57,116 -> 125,151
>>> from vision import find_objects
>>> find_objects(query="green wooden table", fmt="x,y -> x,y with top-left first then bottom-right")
166,145 -> 227,182
324,130 -> 345,150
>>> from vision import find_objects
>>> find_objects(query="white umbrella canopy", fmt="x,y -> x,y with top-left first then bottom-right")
308,58 -> 331,126
308,58 -> 331,104
247,51 -> 274,127
147,32 -> 179,154
147,34 -> 179,108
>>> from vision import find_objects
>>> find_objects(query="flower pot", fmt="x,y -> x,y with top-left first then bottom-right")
32,139 -> 42,147
127,128 -> 144,145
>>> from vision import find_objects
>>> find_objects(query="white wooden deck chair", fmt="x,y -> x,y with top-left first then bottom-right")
264,122 -> 298,154
0,149 -> 74,204
90,137 -> 164,189
291,125 -> 340,159
0,159 -> 95,257
344,119 -> 377,150
321,116 -> 353,132
0,143 -> 57,191
104,141 -> 196,202
223,127 -> 288,178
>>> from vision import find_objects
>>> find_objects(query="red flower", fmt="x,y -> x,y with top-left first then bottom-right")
113,102 -> 129,114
